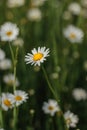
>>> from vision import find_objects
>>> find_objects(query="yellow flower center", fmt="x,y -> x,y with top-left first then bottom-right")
33,53 -> 43,61
70,33 -> 76,39
48,106 -> 54,110
66,118 -> 71,125
8,80 -> 14,86
15,96 -> 22,101
4,99 -> 11,106
6,31 -> 13,36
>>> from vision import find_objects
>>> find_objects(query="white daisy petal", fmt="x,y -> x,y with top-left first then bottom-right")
27,8 -> 42,22
0,22 -> 19,42
25,47 -> 50,66
63,25 -> 84,43
1,93 -> 15,111
64,110 -> 79,128
14,90 -> 29,106
7,0 -> 25,8
42,99 -> 60,116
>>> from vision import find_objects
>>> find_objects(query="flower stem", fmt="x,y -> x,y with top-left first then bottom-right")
42,66 -> 69,130
9,42 -> 15,66
13,47 -> 19,130
9,43 -> 19,130
42,66 -> 59,102
13,47 -> 19,92
0,109 -> 3,128
0,85 -> 3,128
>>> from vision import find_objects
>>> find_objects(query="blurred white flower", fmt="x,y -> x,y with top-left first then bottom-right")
0,22 -> 19,42
81,9 -> 87,18
72,88 -> 87,101
63,48 -> 69,56
31,0 -> 46,7
42,99 -> 60,116
1,93 -> 14,111
81,0 -> 87,8
55,66 -> 61,72
27,8 -> 42,21
7,0 -> 25,8
33,66 -> 40,72
64,110 -> 79,128
28,89 -> 35,96
68,2 -> 81,15
14,90 -> 28,106
29,109 -> 35,114
83,61 -> 87,71
63,11 -> 72,20
0,49 -> 5,60
25,47 -> 50,66
73,51 -> 80,59
63,25 -> 84,43
0,59 -> 12,70
3,73 -> 20,87
50,72 -> 59,79
12,38 -> 24,47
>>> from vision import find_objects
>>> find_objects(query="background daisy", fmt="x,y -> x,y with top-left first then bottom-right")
14,90 -> 28,106
42,99 -> 60,116
1,93 -> 14,111
64,110 -> 79,128
0,22 -> 19,41
63,25 -> 84,43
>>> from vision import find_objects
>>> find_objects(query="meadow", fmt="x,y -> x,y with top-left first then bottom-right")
0,0 -> 87,130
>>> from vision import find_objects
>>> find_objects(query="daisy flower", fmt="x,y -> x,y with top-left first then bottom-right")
0,49 -> 5,60
0,128 -> 5,130
64,110 -> 79,128
0,59 -> 12,70
31,0 -> 46,7
72,88 -> 87,101
42,99 -> 60,116
1,93 -> 14,111
27,8 -> 42,21
12,37 -> 24,47
25,47 -> 50,66
83,61 -> 87,71
3,73 -> 19,87
63,25 -> 84,43
0,22 -> 19,41
81,0 -> 87,8
68,2 -> 81,15
7,0 -> 25,8
14,90 -> 28,106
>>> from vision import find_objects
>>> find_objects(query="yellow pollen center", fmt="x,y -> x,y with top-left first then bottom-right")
15,96 -> 22,101
6,31 -> 12,36
33,53 -> 43,61
48,106 -> 54,110
70,33 -> 76,39
66,118 -> 71,125
8,80 -> 14,86
4,99 -> 11,106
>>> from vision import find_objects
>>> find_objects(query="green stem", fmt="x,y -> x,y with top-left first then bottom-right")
0,85 -> 3,128
42,66 -> 69,130
13,47 -> 19,130
9,42 -> 15,66
13,107 -> 17,130
13,46 -> 19,92
42,66 -> 59,102
9,43 -> 19,130
0,108 -> 3,128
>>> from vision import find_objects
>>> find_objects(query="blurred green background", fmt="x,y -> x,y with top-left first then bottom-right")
0,0 -> 87,130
